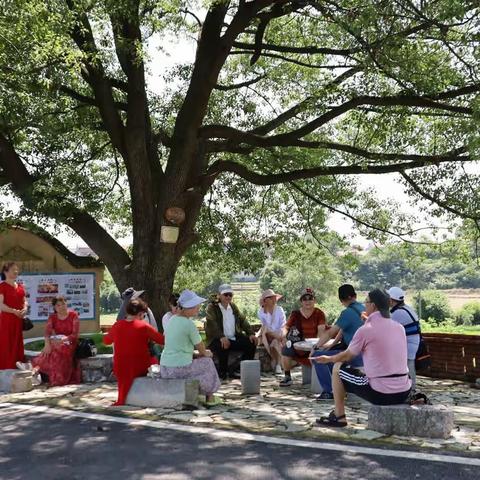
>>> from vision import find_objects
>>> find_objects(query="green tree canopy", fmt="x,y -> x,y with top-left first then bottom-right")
1,1 -> 480,317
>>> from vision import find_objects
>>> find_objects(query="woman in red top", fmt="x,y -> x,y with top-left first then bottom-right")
29,295 -> 81,386
0,262 -> 28,370
279,287 -> 327,386
104,298 -> 164,406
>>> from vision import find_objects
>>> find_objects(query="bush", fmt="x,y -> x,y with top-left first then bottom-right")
413,290 -> 453,325
456,301 -> 480,326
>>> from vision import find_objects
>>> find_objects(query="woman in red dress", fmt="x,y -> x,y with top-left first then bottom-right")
0,262 -> 28,370
29,295 -> 81,386
104,298 -> 164,406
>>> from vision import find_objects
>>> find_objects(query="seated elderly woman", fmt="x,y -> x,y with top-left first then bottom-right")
20,295 -> 81,386
279,288 -> 327,387
257,289 -> 286,375
104,298 -> 165,406
160,289 -> 221,406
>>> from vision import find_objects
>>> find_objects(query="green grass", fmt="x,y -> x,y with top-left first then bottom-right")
26,332 -> 113,354
422,324 -> 480,335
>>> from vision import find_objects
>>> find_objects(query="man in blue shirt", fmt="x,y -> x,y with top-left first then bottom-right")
310,284 -> 364,400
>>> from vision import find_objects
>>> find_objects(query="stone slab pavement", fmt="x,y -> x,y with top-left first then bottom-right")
1,371 -> 479,455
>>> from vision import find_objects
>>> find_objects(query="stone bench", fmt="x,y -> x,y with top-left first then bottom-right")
0,369 -> 33,393
25,351 -> 115,384
368,404 -> 454,439
126,377 -> 199,408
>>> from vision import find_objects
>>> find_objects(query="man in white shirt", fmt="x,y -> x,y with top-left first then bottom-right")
388,287 -> 421,389
205,284 -> 257,380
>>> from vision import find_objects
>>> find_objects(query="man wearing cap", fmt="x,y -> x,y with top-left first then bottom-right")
205,284 -> 257,380
388,286 -> 421,389
310,284 -> 364,400
117,287 -> 158,331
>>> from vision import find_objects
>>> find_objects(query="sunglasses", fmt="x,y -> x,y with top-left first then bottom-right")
222,293 -> 233,297
301,295 -> 314,301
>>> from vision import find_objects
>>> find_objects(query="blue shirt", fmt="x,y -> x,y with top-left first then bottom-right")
334,301 -> 365,345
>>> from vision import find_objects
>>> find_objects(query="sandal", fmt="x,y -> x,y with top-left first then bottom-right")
316,410 -> 347,428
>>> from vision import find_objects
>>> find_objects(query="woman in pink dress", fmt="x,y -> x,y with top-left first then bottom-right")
30,295 -> 81,386
0,262 -> 28,369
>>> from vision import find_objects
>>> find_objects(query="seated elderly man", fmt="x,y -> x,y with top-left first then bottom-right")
312,289 -> 411,427
205,284 -> 257,380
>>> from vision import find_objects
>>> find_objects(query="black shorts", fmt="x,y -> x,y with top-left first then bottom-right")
339,365 -> 411,405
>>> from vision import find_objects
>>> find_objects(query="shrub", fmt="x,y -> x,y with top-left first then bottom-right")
456,301 -> 480,326
413,290 -> 453,325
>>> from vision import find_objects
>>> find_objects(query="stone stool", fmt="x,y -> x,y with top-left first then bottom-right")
301,365 -> 312,385
0,369 -> 33,393
241,360 -> 261,395
310,366 -> 322,393
368,404 -> 454,439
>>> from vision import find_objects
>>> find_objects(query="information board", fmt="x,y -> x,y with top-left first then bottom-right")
18,273 -> 96,321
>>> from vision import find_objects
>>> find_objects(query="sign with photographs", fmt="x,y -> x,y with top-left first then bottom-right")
18,273 -> 96,321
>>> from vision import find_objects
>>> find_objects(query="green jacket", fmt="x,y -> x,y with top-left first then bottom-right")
205,301 -> 253,345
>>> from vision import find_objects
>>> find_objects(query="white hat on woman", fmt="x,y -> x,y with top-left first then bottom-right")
178,289 -> 206,308
387,287 -> 405,301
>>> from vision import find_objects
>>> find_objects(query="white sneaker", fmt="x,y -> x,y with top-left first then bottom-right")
31,373 -> 42,386
16,361 -> 32,371
274,364 -> 283,375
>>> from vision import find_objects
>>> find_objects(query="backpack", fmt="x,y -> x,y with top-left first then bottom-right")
75,338 -> 97,359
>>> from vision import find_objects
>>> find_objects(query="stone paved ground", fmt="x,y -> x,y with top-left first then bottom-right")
1,372 -> 479,454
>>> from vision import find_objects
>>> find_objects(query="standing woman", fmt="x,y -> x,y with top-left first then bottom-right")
104,298 -> 164,406
257,289 -> 286,375
161,290 -> 221,406
0,262 -> 28,369
28,296 -> 81,386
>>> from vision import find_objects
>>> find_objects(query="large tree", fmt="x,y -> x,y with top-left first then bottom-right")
1,0 -> 479,316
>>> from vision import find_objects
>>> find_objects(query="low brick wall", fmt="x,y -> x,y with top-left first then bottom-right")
422,333 -> 480,381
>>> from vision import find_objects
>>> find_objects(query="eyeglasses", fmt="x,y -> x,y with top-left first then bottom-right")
301,295 -> 314,301
222,293 -> 233,297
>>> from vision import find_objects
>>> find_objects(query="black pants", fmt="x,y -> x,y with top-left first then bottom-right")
209,335 -> 256,376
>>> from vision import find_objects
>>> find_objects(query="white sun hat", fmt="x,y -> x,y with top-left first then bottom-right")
178,289 -> 206,308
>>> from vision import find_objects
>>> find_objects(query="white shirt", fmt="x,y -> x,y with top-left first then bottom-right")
257,306 -> 286,334
219,303 -> 236,340
162,311 -> 174,332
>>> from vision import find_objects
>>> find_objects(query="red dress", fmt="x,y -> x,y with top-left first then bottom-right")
0,281 -> 26,369
32,311 -> 81,386
104,319 -> 164,406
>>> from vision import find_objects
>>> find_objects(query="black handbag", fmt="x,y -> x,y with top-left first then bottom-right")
75,338 -> 97,359
22,317 -> 34,331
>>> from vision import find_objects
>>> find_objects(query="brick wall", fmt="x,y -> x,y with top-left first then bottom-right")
422,333 -> 480,381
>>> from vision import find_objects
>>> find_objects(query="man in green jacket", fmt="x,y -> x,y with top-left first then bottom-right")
205,284 -> 257,380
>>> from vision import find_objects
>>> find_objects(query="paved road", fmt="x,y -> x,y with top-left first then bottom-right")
0,404 -> 478,480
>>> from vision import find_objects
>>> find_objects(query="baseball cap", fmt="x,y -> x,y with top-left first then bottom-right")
178,289 -> 206,308
218,284 -> 233,295
300,287 -> 315,300
388,287 -> 405,302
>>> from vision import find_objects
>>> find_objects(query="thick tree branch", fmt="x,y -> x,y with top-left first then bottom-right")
232,40 -> 358,56
0,132 -> 131,275
205,149 -> 469,186
59,85 -> 127,111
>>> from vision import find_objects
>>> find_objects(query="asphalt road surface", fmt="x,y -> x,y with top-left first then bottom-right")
0,404 -> 478,480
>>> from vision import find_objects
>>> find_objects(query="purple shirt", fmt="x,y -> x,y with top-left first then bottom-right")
347,311 -> 412,394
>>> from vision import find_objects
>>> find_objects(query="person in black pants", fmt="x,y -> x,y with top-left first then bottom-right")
205,284 -> 257,380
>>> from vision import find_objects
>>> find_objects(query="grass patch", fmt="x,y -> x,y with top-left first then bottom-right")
26,332 -> 113,354
422,324 -> 480,335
